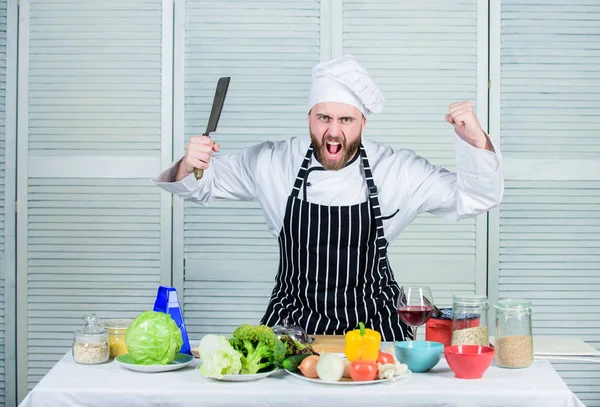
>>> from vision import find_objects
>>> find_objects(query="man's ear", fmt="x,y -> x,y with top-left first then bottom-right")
307,110 -> 312,125
361,115 -> 367,132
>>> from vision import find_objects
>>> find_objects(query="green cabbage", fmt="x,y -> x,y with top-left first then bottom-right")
125,311 -> 183,365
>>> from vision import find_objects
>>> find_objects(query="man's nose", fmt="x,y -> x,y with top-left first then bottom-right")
328,121 -> 342,136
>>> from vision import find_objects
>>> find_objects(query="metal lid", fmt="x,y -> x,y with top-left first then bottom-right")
271,316 -> 310,344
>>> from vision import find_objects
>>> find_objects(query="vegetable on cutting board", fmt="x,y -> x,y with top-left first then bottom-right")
344,322 -> 381,362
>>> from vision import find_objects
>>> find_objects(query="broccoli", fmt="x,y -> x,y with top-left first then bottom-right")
229,324 -> 286,374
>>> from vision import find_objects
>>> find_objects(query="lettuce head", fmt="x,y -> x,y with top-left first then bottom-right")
125,311 -> 183,365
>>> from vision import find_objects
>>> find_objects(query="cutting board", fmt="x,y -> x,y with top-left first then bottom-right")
311,335 -> 346,353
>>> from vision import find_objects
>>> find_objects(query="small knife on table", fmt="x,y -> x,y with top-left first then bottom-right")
194,76 -> 231,180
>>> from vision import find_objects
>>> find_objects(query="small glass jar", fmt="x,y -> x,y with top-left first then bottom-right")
72,313 -> 109,365
103,319 -> 132,359
451,295 -> 489,346
494,299 -> 534,368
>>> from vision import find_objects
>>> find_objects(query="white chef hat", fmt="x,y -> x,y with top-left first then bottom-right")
308,54 -> 384,116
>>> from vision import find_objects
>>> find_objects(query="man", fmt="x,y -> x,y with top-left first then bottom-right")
154,55 -> 503,341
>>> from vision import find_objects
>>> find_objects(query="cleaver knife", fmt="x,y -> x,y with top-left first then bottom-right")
194,76 -> 231,180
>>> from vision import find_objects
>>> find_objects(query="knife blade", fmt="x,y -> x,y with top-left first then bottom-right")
194,76 -> 231,180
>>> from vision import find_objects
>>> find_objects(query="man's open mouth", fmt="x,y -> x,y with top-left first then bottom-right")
325,141 -> 342,160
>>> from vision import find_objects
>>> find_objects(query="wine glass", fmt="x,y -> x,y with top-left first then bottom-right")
397,285 -> 435,340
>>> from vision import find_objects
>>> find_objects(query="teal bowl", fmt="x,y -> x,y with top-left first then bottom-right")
395,340 -> 444,373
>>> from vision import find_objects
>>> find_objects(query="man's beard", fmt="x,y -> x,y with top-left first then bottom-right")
310,131 -> 361,171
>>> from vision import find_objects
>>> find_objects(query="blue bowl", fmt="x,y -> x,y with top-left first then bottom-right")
395,340 -> 444,373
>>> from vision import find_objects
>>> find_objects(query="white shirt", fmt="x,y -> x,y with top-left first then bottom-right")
153,135 -> 503,241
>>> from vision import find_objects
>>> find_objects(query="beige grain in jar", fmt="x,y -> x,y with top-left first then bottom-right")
494,299 -> 533,368
72,314 -> 109,365
451,295 -> 490,346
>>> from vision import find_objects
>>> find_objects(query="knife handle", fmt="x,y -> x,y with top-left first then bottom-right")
194,168 -> 204,180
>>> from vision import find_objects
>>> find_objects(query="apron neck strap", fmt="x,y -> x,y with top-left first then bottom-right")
290,144 -> 314,198
359,144 -> 388,271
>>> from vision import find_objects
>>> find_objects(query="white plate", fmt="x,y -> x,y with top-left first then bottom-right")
213,368 -> 281,382
197,359 -> 281,382
286,369 -> 412,385
115,353 -> 194,373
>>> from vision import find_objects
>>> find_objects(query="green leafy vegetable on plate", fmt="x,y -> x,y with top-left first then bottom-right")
125,311 -> 183,365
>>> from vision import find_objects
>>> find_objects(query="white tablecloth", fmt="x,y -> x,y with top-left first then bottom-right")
20,352 -> 586,407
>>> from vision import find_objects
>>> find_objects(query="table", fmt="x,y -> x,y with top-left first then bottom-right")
19,352 -> 586,407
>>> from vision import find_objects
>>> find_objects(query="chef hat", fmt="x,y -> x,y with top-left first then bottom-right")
308,54 -> 384,116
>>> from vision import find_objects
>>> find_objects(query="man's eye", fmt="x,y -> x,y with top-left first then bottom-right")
318,115 -> 330,121
341,118 -> 352,124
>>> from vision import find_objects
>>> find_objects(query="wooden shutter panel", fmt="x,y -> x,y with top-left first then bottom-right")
342,0 -> 489,306
17,0 -> 172,398
176,0 -> 322,336
491,1 -> 600,404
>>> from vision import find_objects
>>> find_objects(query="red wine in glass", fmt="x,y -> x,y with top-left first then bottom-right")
397,285 -> 435,340
398,306 -> 433,326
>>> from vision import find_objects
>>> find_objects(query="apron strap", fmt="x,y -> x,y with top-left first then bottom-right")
359,144 -> 388,271
290,145 -> 314,199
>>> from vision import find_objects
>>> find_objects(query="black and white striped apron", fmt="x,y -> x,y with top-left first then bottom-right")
260,144 -> 410,341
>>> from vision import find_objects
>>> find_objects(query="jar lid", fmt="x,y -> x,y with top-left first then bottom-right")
494,299 -> 532,312
102,318 -> 133,330
430,307 -> 454,320
452,294 -> 489,307
74,313 -> 107,343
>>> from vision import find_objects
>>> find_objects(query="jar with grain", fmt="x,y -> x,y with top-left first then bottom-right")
72,313 -> 109,365
494,299 -> 533,369
451,295 -> 489,346
103,319 -> 132,359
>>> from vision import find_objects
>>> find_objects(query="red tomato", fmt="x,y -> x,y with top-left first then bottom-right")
377,352 -> 395,365
349,361 -> 378,381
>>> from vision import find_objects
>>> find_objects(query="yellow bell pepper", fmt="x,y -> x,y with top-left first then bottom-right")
344,322 -> 381,362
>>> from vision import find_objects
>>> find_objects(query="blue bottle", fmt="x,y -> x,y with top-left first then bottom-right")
153,286 -> 191,356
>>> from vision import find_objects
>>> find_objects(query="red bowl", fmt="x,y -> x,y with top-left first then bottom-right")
444,345 -> 495,379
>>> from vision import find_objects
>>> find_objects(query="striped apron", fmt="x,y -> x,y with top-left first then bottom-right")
260,144 -> 410,341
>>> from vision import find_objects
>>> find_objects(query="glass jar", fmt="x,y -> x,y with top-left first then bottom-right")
103,319 -> 132,359
494,299 -> 534,368
451,295 -> 489,346
72,313 -> 109,365
425,307 -> 453,347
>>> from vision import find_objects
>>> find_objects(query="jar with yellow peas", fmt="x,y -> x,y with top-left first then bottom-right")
102,319 -> 132,358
